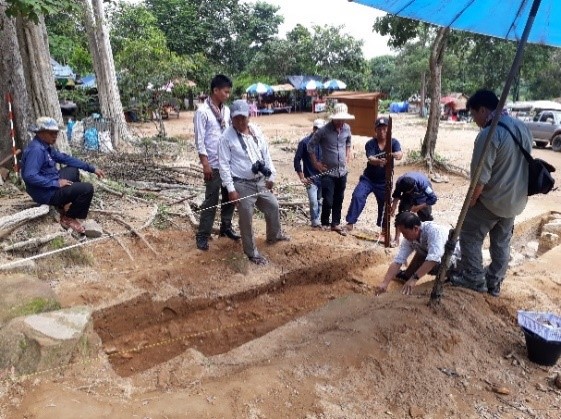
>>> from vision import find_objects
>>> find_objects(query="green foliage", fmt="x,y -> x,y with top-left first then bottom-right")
5,0 -> 77,23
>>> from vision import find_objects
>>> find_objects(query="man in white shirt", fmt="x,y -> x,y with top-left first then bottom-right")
194,74 -> 240,251
375,212 -> 460,296
218,100 -> 289,265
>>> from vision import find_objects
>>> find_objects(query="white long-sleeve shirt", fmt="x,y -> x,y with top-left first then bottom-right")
393,222 -> 460,265
193,100 -> 230,169
218,123 -> 276,193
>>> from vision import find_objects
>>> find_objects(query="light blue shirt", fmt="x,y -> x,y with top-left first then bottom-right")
219,123 -> 276,193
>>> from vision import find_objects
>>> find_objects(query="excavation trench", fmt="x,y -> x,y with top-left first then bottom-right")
92,212 -> 555,377
93,250 -> 379,377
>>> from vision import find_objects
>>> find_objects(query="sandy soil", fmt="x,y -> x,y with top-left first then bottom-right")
1,111 -> 561,418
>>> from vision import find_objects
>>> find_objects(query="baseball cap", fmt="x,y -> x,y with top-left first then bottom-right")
230,100 -> 250,118
375,116 -> 389,127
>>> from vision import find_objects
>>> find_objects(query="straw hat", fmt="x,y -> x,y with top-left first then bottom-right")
329,103 -> 355,120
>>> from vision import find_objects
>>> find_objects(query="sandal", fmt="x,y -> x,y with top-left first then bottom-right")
60,216 -> 86,234
248,255 -> 268,265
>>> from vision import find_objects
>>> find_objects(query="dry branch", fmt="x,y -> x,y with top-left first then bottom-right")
2,231 -> 68,252
110,215 -> 157,255
140,205 -> 159,231
104,228 -> 134,261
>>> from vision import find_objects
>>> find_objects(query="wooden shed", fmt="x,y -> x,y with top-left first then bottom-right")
329,91 -> 382,137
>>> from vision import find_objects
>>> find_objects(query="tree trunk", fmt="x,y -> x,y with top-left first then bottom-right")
17,14 -> 69,153
82,0 -> 132,149
0,2 -> 70,161
421,27 -> 449,168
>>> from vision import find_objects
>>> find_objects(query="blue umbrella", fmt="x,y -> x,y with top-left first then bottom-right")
300,80 -> 324,90
353,0 -> 559,302
246,82 -> 273,95
323,79 -> 347,90
353,0 -> 561,47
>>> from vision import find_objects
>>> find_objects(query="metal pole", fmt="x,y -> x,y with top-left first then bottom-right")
430,0 -> 543,304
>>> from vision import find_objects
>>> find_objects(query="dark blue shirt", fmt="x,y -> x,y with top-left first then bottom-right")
20,137 -> 96,204
363,137 -> 402,183
392,171 -> 438,206
294,133 -> 322,185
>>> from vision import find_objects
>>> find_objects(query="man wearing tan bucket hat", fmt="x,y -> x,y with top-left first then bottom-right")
307,102 -> 354,235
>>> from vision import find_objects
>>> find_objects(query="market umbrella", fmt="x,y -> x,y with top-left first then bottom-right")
246,82 -> 273,95
352,0 -> 561,303
300,80 -> 324,90
323,79 -> 347,90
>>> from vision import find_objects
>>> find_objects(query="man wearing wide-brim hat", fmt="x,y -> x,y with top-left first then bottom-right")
307,102 -> 354,235
20,116 -> 105,235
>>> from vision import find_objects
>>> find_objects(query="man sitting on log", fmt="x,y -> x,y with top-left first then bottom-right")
20,116 -> 105,235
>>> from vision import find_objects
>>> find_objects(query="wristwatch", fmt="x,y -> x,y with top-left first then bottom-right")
412,272 -> 420,280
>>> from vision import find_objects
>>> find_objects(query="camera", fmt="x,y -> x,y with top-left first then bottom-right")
251,160 -> 272,178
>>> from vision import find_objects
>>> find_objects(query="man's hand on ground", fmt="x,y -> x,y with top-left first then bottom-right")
94,168 -> 105,179
402,278 -> 418,295
375,283 -> 388,296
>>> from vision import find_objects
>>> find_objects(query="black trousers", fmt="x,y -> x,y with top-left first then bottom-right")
321,174 -> 347,226
48,167 -> 94,219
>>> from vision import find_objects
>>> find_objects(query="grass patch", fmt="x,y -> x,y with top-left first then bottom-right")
11,298 -> 61,317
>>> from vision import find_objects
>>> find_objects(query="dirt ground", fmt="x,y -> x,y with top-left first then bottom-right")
1,110 -> 561,418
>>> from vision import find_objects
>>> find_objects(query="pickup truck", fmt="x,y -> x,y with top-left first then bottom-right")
524,110 -> 561,151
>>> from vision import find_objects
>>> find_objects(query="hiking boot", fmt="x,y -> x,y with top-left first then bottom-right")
196,236 -> 209,251
219,228 -> 241,241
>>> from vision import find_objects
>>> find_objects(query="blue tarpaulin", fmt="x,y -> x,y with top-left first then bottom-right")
389,101 -> 409,113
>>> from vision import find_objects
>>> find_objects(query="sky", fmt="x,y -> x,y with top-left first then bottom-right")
251,0 -> 394,59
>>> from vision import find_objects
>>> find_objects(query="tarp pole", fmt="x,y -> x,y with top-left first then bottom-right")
430,0 -> 543,304
6,93 -> 19,176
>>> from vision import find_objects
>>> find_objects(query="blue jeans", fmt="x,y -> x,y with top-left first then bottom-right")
321,175 -> 347,226
345,176 -> 385,227
455,200 -> 514,290
306,183 -> 322,227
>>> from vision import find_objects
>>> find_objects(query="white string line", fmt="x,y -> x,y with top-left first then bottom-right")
0,168 -> 340,270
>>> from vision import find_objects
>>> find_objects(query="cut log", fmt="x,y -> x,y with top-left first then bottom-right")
0,205 -> 50,239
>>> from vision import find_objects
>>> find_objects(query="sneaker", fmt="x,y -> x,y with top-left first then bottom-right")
219,228 -> 241,241
196,236 -> 209,251
450,275 -> 487,293
267,235 -> 291,244
487,282 -> 501,297
248,255 -> 268,265
331,225 -> 347,236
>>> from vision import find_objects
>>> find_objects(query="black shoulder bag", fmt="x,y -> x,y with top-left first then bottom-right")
498,121 -> 555,196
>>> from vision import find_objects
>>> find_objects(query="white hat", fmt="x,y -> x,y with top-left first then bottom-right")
33,116 -> 61,132
313,118 -> 326,128
329,103 -> 355,120
231,100 -> 250,118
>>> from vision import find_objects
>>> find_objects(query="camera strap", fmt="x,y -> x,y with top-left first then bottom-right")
235,127 -> 263,164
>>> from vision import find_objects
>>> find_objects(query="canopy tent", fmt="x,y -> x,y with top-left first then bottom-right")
288,75 -> 323,90
440,93 -> 468,111
78,74 -> 97,90
352,0 -> 561,302
300,80 -> 324,90
51,58 -> 75,80
271,83 -> 294,93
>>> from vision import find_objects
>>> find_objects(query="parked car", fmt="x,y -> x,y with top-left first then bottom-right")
524,110 -> 561,150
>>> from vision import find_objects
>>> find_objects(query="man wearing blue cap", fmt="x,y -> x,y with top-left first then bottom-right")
344,116 -> 403,238
20,116 -> 105,235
